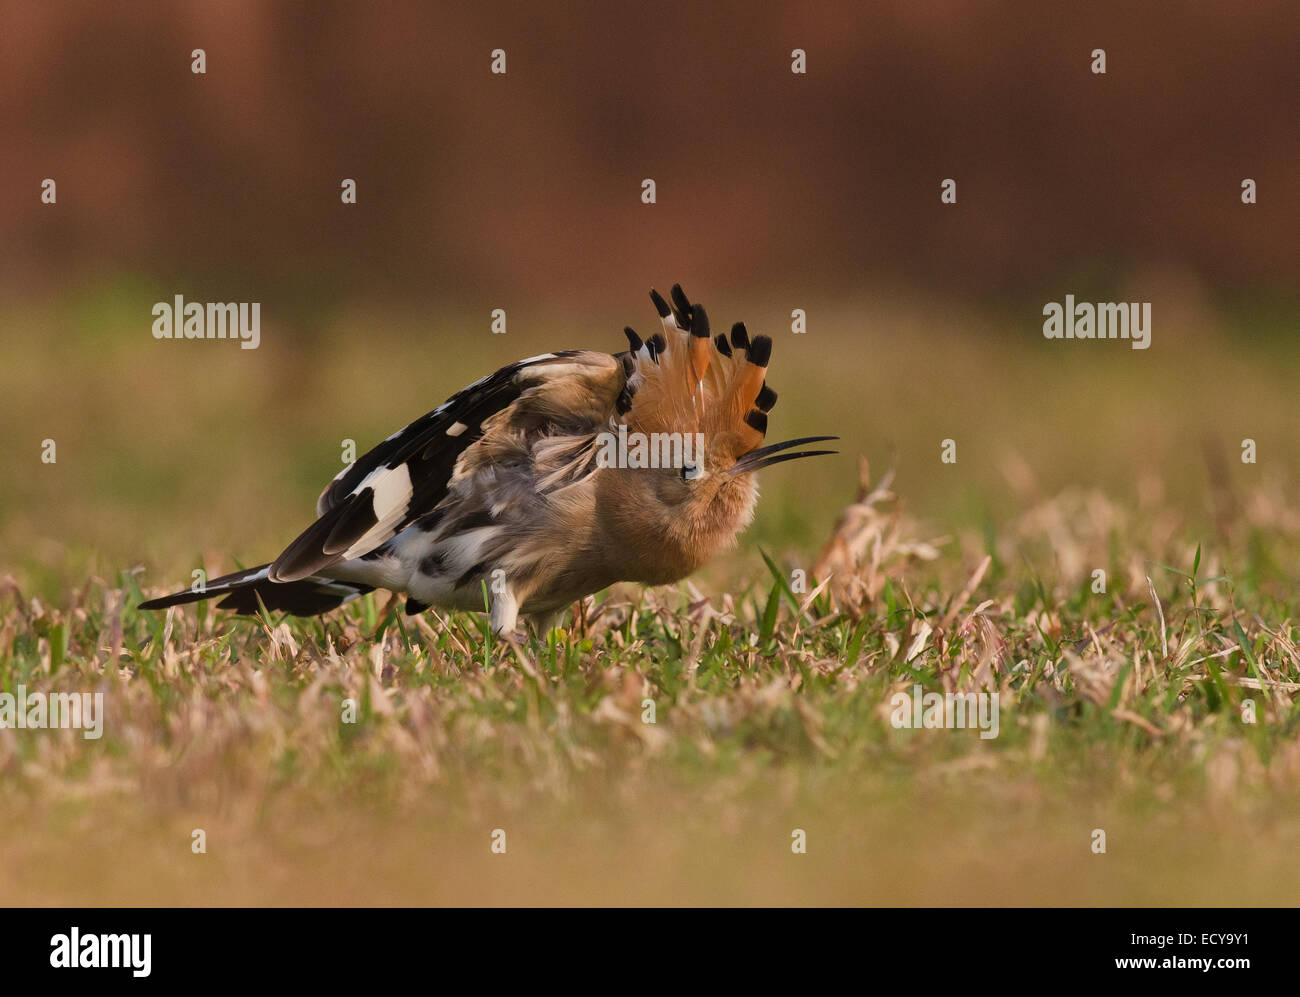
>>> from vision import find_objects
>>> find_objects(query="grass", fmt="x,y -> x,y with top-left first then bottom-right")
2,284 -> 1299,904
3,457 -> 1300,904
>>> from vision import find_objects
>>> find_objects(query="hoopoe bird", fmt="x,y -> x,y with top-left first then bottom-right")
140,286 -> 836,637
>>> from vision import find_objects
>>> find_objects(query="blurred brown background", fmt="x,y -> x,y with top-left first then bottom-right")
2,0 -> 1296,305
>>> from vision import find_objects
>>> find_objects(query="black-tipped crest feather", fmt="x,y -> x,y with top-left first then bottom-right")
746,335 -> 773,368
669,284 -> 693,330
649,288 -> 671,319
690,303 -> 710,337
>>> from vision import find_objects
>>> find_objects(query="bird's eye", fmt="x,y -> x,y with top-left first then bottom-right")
681,462 -> 700,480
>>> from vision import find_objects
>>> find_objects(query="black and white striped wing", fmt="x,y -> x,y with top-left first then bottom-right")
269,350 -> 622,582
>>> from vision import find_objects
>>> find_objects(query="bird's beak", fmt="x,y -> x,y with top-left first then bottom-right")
729,436 -> 839,475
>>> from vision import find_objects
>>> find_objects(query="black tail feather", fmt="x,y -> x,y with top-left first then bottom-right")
139,563 -> 374,617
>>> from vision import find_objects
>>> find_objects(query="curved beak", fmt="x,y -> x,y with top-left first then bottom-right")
729,436 -> 839,475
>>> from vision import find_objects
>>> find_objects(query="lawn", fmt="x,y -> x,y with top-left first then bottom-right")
2,284 -> 1298,904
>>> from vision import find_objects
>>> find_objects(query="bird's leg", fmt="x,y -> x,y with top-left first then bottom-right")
526,610 -> 559,639
489,585 -> 521,639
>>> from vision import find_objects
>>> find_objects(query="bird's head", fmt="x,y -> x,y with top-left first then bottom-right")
639,429 -> 838,534
598,285 -> 837,583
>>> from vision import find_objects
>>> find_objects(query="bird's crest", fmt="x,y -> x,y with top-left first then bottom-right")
620,284 -> 779,463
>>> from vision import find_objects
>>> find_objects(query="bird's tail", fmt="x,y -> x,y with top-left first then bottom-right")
138,563 -> 374,616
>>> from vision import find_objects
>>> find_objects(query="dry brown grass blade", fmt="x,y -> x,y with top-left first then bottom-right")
939,555 -> 991,631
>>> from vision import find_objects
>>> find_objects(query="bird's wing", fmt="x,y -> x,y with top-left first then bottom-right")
270,350 -> 626,582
